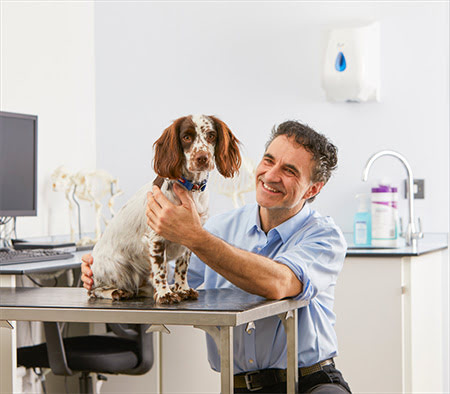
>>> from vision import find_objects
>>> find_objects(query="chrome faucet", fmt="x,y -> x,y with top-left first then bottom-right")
362,150 -> 423,248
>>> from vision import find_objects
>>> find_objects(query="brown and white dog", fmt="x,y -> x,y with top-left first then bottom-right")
89,115 -> 241,304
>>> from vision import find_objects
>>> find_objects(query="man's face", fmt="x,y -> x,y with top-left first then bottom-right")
255,135 -> 323,215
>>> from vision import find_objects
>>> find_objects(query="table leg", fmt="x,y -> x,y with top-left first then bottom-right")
1,275 -> 16,394
220,326 -> 233,394
280,309 -> 298,394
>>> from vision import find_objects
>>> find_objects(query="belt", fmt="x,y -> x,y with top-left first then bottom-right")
234,359 -> 334,391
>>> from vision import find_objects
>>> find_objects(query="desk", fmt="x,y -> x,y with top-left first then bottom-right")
0,253 -> 82,276
1,287 -> 307,394
0,252 -> 83,394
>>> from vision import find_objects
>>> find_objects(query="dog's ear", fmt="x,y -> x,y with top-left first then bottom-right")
209,116 -> 241,178
153,117 -> 187,179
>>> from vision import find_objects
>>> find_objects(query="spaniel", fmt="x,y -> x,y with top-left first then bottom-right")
89,115 -> 241,303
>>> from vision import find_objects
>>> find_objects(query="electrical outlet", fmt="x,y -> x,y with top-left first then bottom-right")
404,179 -> 425,199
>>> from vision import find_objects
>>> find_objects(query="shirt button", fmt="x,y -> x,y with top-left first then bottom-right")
249,359 -> 254,364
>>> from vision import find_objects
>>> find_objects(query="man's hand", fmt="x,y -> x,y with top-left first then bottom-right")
81,254 -> 94,291
146,184 -> 203,248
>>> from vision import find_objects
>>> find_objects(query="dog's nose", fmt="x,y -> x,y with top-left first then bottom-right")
196,154 -> 209,166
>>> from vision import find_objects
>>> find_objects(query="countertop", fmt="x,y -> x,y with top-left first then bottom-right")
345,232 -> 448,257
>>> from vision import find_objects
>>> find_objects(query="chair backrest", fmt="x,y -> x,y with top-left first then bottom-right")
41,322 -> 153,376
107,323 -> 154,374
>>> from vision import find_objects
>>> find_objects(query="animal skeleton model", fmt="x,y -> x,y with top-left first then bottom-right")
51,166 -> 123,244
211,155 -> 256,208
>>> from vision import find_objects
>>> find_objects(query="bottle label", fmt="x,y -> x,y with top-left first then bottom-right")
355,222 -> 368,244
371,203 -> 398,240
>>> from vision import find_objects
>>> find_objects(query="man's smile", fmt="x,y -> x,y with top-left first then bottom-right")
259,177 -> 282,194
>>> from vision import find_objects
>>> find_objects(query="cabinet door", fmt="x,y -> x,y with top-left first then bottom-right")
334,257 -> 404,393
404,253 -> 443,393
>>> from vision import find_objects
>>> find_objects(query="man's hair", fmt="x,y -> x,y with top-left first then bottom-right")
265,120 -> 338,202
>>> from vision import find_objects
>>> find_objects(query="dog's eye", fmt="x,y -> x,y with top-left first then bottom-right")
206,133 -> 216,142
182,135 -> 192,142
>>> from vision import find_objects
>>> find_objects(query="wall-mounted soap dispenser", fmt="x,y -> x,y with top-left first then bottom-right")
322,22 -> 380,102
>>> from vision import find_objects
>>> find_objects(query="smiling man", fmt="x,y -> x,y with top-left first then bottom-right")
82,120 -> 351,393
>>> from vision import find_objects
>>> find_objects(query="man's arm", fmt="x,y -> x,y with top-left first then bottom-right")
189,229 -> 302,300
146,184 -> 302,300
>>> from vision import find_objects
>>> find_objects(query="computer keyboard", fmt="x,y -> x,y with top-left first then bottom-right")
0,248 -> 74,266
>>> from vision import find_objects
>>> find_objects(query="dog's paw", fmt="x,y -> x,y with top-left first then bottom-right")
177,288 -> 199,301
111,289 -> 135,301
155,291 -> 181,304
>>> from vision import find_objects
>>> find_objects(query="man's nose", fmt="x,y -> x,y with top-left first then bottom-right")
264,165 -> 282,181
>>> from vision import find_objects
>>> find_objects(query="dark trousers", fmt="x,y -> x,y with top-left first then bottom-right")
234,364 -> 351,394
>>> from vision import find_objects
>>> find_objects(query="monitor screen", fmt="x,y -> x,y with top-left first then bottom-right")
0,111 -> 38,217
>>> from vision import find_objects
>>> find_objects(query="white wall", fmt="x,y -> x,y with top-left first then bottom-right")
1,1 -> 96,238
3,2 -> 446,236
94,1 -> 449,234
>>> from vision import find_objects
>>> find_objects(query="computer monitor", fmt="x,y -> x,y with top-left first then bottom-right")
0,111 -> 38,217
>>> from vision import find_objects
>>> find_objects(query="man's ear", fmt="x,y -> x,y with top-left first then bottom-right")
304,182 -> 324,200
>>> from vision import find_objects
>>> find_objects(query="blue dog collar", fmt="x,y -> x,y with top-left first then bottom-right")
177,175 -> 208,192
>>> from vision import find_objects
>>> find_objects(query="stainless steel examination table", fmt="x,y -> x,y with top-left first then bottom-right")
0,287 -> 307,393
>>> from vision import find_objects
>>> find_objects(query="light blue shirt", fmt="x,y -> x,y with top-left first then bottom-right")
186,202 -> 347,373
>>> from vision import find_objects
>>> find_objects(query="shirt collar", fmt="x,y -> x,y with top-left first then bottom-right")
245,203 -> 261,234
246,203 -> 312,243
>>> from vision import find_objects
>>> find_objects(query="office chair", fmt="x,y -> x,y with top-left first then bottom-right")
17,322 -> 153,394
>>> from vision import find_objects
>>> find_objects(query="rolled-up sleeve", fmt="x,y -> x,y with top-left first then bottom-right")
275,224 -> 347,301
